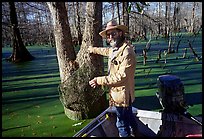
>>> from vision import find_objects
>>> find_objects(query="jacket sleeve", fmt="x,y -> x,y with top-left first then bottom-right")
96,50 -> 135,86
91,47 -> 110,56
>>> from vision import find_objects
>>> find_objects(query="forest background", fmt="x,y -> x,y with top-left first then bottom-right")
2,2 -> 202,48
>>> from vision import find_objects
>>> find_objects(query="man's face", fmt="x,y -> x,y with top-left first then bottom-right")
106,29 -> 122,47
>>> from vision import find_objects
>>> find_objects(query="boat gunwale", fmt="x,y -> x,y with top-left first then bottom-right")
73,106 -> 202,137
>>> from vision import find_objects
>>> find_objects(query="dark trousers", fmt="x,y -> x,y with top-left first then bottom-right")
115,106 -> 138,137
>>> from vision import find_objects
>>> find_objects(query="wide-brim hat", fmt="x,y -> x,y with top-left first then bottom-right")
99,20 -> 128,38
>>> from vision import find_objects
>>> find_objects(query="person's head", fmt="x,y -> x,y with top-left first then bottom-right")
99,20 -> 128,48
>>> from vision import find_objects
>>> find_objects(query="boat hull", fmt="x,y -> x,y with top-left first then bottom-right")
73,106 -> 202,137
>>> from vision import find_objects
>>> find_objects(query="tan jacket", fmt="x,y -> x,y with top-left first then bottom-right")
90,42 -> 136,107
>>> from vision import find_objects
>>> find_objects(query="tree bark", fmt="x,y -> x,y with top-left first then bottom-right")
111,2 -> 115,19
165,2 -> 170,38
47,2 -> 77,83
158,2 -> 161,35
190,2 -> 196,33
48,2 -> 107,120
7,2 -> 35,63
117,2 -> 121,24
122,2 -> 129,28
74,2 -> 107,119
76,2 -> 82,45
76,2 -> 104,68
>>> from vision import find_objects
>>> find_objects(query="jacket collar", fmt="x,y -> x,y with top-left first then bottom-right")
117,42 -> 127,53
114,42 -> 127,57
110,42 -> 127,61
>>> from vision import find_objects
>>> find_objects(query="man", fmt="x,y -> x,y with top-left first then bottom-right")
88,20 -> 138,137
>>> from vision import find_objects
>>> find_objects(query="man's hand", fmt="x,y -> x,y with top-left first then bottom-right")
89,78 -> 98,88
88,46 -> 94,53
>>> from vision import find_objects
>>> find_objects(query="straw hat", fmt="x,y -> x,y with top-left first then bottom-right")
99,20 -> 128,38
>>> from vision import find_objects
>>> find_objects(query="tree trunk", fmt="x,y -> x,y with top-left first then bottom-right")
117,2 -> 121,24
47,2 -> 77,83
122,2 -> 129,28
76,2 -> 82,45
48,2 -> 107,120
111,2 -> 115,19
158,2 -> 161,35
165,2 -> 170,38
7,2 -> 35,63
74,2 -> 108,119
190,2 -> 196,33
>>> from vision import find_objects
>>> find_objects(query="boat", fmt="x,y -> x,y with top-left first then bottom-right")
73,75 -> 202,137
73,106 -> 202,137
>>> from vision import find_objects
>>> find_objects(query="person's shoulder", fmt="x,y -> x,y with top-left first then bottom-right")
123,42 -> 133,48
125,43 -> 134,52
122,44 -> 134,55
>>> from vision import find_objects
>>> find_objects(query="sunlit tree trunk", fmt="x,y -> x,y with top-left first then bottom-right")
75,2 -> 107,119
76,2 -> 82,45
48,2 -> 107,120
47,2 -> 76,83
